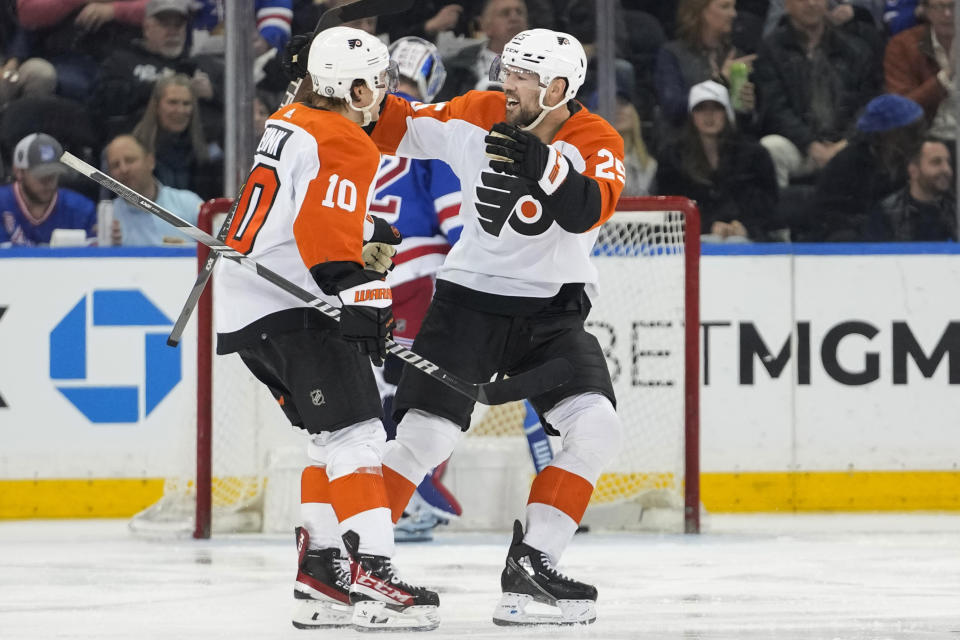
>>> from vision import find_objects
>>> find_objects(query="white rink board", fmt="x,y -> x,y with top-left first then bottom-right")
1,248 -> 959,482
699,251 -> 960,472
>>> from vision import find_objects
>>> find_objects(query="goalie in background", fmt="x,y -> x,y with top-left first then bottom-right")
212,26 -> 438,632
372,36 -> 465,543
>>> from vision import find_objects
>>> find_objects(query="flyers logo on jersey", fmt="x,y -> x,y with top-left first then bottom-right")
474,170 -> 553,237
347,38 -> 363,49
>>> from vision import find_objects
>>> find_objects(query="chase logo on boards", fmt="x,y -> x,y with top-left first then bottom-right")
49,290 -> 180,423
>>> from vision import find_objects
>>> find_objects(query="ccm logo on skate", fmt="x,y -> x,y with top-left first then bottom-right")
355,574 -> 413,604
353,288 -> 392,303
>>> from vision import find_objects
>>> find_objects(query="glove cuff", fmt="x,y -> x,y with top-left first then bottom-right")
338,277 -> 393,309
363,214 -> 402,244
538,145 -> 570,196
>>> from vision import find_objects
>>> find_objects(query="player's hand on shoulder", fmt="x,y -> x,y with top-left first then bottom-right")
484,122 -> 569,195
281,33 -> 313,82
337,269 -> 395,367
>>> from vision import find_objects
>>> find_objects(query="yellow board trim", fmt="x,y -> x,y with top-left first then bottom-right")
701,470 -> 960,512
2,471 -> 959,518
0,478 -> 165,519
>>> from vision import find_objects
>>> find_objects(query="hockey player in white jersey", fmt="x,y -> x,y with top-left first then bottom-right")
213,26 -> 439,632
367,29 -> 627,625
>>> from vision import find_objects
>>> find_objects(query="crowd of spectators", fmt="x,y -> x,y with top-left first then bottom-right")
0,0 -> 956,246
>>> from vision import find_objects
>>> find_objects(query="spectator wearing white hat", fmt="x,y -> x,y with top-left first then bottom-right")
0,133 -> 96,247
655,80 -> 779,242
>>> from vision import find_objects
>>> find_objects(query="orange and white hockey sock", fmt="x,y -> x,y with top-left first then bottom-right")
525,393 -> 622,562
329,466 -> 394,557
524,464 -> 594,562
381,409 -> 463,523
300,465 -> 344,551
383,464 -> 418,524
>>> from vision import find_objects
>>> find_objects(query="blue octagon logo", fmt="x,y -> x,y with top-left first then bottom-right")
49,289 -> 181,423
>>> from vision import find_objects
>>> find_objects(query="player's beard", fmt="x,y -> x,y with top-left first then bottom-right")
505,94 -> 542,129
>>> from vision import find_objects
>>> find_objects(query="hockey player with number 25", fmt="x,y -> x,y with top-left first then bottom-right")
371,29 -> 627,625
212,26 -> 439,632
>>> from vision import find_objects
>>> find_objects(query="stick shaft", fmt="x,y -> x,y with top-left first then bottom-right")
59,152 -> 519,402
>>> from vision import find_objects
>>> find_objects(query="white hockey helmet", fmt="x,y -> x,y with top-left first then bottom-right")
388,36 -> 447,102
493,29 -> 586,103
306,26 -> 398,123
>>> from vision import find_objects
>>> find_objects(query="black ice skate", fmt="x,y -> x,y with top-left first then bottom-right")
291,527 -> 353,629
343,530 -> 440,631
492,519 -> 598,626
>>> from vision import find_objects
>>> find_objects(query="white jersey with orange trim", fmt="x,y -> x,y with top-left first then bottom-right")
370,91 -> 625,298
214,104 -> 381,334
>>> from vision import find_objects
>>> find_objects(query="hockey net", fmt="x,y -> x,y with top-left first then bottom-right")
130,196 -> 699,537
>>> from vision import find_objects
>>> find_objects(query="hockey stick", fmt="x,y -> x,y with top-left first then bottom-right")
166,0 -> 415,347
62,152 -> 573,405
522,401 -> 554,473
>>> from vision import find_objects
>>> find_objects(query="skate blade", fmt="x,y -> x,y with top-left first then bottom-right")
291,598 -> 353,629
352,600 -> 440,632
492,592 -> 596,626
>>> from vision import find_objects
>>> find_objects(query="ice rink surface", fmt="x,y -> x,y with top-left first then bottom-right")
1,513 -> 958,640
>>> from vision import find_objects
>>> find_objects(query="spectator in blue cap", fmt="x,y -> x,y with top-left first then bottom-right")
802,94 -> 926,241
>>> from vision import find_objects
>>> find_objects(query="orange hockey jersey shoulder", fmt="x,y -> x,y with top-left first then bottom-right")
553,106 -> 626,229
281,105 -> 382,270
372,91 -> 507,156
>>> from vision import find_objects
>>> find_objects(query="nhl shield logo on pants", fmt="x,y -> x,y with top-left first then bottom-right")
310,388 -> 325,406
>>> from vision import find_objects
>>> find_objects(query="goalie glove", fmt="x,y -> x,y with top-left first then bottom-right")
484,122 -> 570,195
337,270 -> 395,366
361,214 -> 402,274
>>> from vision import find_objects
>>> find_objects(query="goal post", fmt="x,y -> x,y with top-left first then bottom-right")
131,196 -> 701,537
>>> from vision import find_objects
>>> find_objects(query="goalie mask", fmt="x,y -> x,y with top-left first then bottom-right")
307,26 -> 399,125
388,36 -> 447,103
489,29 -> 586,131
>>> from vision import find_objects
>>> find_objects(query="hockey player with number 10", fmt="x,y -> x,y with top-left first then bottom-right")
212,26 -> 438,632
369,29 -> 627,625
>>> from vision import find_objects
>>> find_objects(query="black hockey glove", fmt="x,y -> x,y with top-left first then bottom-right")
484,122 -> 570,194
337,270 -> 395,366
281,33 -> 312,82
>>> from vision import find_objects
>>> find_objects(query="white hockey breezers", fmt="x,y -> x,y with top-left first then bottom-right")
351,600 -> 440,631
492,592 -> 597,626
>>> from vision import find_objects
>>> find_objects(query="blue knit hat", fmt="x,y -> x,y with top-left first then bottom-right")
856,94 -> 923,133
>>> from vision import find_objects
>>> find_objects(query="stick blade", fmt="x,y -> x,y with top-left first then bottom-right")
477,358 -> 574,405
